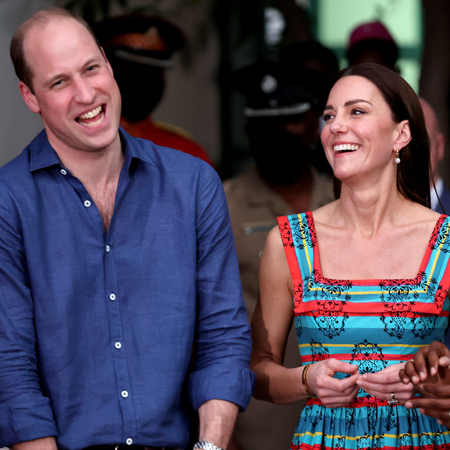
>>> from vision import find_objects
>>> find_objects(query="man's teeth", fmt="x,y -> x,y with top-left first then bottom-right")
82,114 -> 105,127
333,144 -> 360,152
79,106 -> 102,120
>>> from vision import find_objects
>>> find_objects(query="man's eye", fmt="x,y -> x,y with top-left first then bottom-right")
52,80 -> 63,88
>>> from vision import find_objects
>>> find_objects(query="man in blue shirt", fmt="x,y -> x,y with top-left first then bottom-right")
0,8 -> 254,450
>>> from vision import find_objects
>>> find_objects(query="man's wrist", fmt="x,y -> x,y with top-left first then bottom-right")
193,440 -> 225,450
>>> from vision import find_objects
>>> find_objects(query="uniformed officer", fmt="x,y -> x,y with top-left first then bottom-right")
94,14 -> 213,165
224,61 -> 334,450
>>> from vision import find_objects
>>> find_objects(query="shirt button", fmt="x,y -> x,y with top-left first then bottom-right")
110,293 -> 116,301
106,245 -> 110,252
60,169 -> 67,175
121,390 -> 128,398
84,200 -> 91,208
115,342 -> 122,349
126,439 -> 133,445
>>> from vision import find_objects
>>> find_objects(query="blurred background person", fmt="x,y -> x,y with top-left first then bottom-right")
420,98 -> 450,214
346,20 -> 399,71
279,40 -> 340,175
94,15 -> 213,165
224,60 -> 334,450
279,40 -> 340,89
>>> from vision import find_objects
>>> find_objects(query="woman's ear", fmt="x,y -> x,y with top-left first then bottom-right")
395,120 -> 412,150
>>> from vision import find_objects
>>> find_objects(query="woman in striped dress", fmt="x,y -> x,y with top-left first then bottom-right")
250,63 -> 450,449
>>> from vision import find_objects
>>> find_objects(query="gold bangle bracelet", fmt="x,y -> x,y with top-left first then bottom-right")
302,364 -> 315,398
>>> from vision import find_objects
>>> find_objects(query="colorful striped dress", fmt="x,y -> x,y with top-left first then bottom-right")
278,212 -> 450,450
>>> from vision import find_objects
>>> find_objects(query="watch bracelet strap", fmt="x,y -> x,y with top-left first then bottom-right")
192,441 -> 225,450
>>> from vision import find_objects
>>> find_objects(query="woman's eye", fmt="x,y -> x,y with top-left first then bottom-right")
323,113 -> 334,121
352,109 -> 365,116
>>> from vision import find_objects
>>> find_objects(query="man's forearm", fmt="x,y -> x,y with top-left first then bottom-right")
12,437 -> 57,450
197,399 -> 239,449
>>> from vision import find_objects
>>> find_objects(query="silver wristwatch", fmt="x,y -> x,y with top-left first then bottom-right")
192,441 -> 224,450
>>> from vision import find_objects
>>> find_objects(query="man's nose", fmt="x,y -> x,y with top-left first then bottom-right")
73,78 -> 95,104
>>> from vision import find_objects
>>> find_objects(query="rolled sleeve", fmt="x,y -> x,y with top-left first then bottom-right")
188,164 -> 256,411
0,194 -> 56,447
0,395 -> 56,446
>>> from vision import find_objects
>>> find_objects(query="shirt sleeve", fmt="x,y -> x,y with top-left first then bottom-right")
188,163 -> 256,411
0,193 -> 57,447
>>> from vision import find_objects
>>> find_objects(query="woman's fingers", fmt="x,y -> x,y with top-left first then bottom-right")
320,385 -> 360,408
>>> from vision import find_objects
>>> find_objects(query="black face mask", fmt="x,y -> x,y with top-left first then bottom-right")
113,62 -> 166,122
247,123 -> 312,185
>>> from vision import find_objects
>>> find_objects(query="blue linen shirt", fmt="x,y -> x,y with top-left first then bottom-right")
0,129 -> 255,450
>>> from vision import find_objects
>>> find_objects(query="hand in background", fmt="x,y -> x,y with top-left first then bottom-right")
400,341 -> 450,427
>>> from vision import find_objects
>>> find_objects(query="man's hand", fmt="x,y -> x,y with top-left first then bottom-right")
197,399 -> 239,449
12,437 -> 57,450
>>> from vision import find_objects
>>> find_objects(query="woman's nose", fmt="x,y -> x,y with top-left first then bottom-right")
329,115 -> 348,135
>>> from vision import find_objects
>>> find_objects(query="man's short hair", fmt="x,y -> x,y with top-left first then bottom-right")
10,7 -> 102,94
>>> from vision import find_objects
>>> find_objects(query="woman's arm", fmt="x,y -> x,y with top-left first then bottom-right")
250,226 -> 360,407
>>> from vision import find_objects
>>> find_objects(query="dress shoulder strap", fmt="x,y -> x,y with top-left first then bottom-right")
426,215 -> 450,299
277,212 -> 317,289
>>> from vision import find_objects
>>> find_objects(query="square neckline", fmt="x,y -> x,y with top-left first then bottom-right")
307,212 -> 447,286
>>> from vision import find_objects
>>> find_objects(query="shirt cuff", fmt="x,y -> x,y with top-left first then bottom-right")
0,396 -> 57,447
188,364 -> 256,411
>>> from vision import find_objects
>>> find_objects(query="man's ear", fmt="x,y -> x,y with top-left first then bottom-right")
19,81 -> 40,114
101,47 -> 114,76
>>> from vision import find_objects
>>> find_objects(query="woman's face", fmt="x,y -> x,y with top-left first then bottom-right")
321,75 -> 409,185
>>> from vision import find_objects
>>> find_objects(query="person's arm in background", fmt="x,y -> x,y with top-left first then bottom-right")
188,163 -> 255,449
400,340 -> 450,427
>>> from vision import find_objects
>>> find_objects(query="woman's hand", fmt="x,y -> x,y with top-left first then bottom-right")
399,341 -> 450,427
305,359 -> 360,408
355,363 -> 415,405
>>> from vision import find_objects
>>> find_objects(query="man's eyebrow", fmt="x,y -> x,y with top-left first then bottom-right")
44,73 -> 66,88
43,57 -> 101,88
324,99 -> 372,111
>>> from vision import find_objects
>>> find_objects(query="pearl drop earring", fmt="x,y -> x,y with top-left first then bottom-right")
395,149 -> 401,164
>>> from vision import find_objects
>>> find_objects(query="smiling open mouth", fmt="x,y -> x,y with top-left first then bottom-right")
76,105 -> 105,127
333,144 -> 360,154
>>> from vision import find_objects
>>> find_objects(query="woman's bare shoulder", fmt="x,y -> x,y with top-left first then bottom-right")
405,202 -> 443,228
310,200 -> 339,227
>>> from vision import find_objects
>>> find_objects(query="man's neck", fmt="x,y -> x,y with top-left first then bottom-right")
53,136 -> 124,188
52,136 -> 125,232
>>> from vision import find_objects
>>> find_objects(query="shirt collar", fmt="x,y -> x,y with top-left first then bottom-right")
431,177 -> 444,210
29,127 -> 158,173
